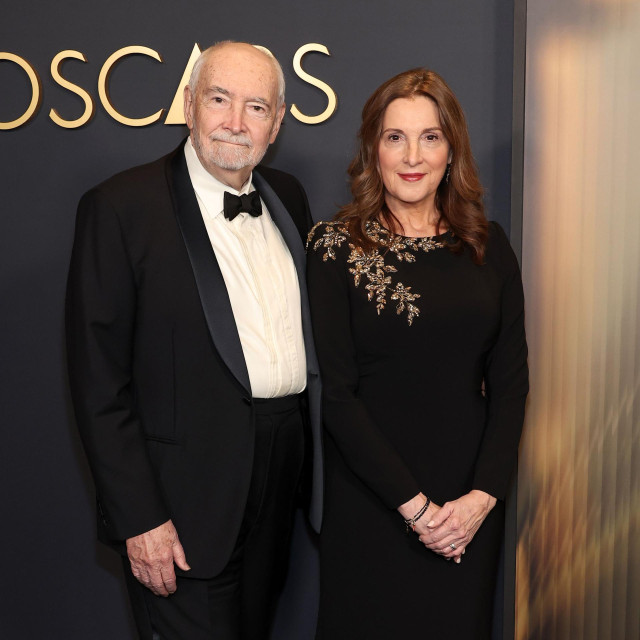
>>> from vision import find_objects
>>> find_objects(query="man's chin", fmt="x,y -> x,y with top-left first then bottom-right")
211,148 -> 269,173
206,152 -> 253,172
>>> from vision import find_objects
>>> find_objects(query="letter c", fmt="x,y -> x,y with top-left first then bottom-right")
98,46 -> 164,127
0,52 -> 41,130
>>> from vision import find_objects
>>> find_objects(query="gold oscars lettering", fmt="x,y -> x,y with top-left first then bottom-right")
49,50 -> 94,128
98,46 -> 164,127
290,43 -> 337,125
0,44 -> 338,130
0,52 -> 41,130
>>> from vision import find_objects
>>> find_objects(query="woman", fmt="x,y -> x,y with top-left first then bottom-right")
306,69 -> 528,639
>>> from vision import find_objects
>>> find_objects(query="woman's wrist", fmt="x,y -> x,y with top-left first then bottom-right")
402,495 -> 431,533
397,492 -> 428,520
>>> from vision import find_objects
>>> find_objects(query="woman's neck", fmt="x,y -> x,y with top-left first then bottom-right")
385,201 -> 445,237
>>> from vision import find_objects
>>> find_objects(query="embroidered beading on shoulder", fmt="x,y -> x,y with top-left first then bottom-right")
307,220 -> 446,326
307,221 -> 349,260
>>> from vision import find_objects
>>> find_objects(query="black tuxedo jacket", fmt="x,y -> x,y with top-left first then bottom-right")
66,141 -> 323,578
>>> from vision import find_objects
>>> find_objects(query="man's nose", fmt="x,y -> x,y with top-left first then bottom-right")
224,103 -> 245,133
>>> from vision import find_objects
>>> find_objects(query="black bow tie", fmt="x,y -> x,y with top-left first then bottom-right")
223,190 -> 262,221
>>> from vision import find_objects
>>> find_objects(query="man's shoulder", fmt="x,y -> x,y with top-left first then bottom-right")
254,164 -> 311,237
255,164 -> 305,195
89,145 -> 178,199
77,144 -> 185,222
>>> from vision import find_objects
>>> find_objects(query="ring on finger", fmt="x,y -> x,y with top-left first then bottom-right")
450,543 -> 457,550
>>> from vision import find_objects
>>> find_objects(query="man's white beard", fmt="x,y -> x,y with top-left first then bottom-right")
194,128 -> 267,172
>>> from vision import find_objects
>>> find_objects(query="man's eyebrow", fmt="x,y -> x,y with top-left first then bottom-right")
248,97 -> 271,107
204,86 -> 231,97
202,87 -> 271,108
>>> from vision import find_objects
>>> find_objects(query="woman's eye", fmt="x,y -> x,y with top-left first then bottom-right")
388,134 -> 401,142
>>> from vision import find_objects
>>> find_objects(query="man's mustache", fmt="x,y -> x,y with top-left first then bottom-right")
209,132 -> 253,148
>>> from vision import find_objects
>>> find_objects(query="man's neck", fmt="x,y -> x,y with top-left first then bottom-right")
207,166 -> 252,191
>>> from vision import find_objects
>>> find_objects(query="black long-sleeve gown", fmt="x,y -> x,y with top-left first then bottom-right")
306,220 -> 528,639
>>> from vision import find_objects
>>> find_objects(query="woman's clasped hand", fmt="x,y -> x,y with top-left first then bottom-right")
416,491 -> 497,562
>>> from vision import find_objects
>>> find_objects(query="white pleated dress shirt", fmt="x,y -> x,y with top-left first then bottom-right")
184,139 -> 307,398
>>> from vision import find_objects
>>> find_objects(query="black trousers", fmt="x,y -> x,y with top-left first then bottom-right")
124,395 -> 306,640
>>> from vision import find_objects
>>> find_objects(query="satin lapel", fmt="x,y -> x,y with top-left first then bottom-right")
167,149 -> 251,396
252,172 -> 320,377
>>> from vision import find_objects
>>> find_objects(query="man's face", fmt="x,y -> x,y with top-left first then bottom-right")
184,44 -> 285,189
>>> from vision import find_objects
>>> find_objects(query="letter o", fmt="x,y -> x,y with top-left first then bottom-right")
0,52 -> 41,130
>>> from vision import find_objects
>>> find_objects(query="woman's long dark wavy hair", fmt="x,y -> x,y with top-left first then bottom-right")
336,68 -> 488,264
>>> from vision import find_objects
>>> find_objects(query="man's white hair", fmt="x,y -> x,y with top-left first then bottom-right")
188,41 -> 285,109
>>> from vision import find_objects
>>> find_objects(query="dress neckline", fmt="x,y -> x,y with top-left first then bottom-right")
368,219 -> 453,242
393,229 -> 453,241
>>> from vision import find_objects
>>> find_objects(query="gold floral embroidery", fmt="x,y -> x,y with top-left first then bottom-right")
307,221 -> 348,260
346,245 -> 398,314
308,220 -> 446,325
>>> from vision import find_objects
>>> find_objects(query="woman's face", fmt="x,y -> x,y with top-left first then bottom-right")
377,96 -> 451,214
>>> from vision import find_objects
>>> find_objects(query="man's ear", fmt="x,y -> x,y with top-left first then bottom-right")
269,103 -> 286,144
183,85 -> 194,131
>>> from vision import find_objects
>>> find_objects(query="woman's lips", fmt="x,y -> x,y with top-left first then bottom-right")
398,173 -> 425,182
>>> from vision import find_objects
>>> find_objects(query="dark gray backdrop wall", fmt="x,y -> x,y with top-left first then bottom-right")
1,1 -> 515,638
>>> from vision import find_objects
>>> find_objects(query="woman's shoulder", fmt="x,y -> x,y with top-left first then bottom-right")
485,220 -> 521,273
306,219 -> 352,261
487,220 -> 509,244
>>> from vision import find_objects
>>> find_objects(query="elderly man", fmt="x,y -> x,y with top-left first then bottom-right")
66,42 -> 322,639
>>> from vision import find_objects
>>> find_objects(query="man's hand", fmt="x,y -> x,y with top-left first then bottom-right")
126,519 -> 190,596
418,490 -> 497,562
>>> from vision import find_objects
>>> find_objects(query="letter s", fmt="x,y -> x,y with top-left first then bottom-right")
49,50 -> 95,128
290,44 -> 337,125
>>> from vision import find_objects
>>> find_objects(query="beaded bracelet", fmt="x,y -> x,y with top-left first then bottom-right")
404,496 -> 431,533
